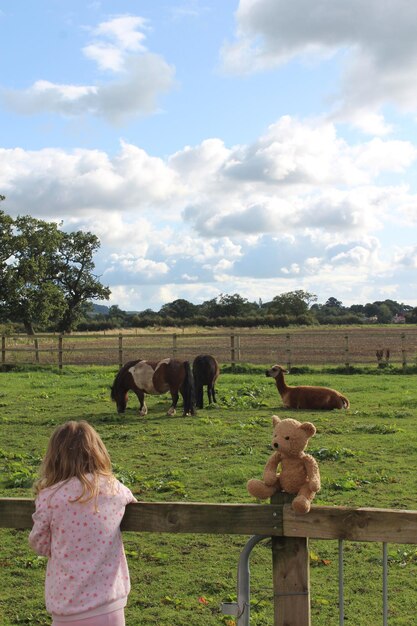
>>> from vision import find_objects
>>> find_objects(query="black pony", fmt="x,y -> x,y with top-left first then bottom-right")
111,358 -> 196,416
192,354 -> 220,409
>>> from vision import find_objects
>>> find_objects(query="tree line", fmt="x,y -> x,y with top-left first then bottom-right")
1,203 -> 416,334
84,292 -> 416,332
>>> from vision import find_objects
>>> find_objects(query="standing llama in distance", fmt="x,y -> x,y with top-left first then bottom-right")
266,365 -> 350,410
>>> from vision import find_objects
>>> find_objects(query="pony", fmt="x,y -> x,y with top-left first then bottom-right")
111,358 -> 196,416
192,354 -> 220,409
266,364 -> 350,410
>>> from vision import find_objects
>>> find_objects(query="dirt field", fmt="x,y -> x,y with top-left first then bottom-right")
2,326 -> 417,368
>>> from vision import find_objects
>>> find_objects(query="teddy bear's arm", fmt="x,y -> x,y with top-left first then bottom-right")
303,454 -> 321,492
263,451 -> 282,486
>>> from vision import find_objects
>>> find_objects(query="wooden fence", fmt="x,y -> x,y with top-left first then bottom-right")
1,494 -> 417,625
2,327 -> 417,369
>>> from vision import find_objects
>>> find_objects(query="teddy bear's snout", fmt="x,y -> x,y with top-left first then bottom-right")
273,442 -> 279,449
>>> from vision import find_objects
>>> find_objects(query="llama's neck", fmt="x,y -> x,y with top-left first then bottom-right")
275,370 -> 289,395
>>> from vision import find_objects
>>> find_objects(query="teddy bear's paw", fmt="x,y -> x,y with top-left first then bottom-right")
292,495 -> 311,514
247,479 -> 277,500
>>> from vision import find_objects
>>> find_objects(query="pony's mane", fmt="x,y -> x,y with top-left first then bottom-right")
110,359 -> 141,400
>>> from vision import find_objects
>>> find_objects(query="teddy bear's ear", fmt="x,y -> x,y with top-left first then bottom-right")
300,422 -> 316,437
272,415 -> 281,426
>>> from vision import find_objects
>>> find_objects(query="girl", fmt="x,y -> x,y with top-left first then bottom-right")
29,420 -> 137,626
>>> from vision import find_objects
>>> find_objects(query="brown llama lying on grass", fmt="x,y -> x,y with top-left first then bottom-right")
266,365 -> 350,410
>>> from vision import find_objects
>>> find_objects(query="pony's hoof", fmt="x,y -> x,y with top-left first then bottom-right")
167,408 -> 176,416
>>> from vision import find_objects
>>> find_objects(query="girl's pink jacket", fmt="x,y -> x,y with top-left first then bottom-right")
29,476 -> 136,622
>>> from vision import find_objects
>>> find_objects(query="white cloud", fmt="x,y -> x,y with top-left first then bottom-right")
222,116 -> 369,185
72,214 -> 153,254
110,254 -> 170,278
221,0 -> 417,130
1,16 -> 175,124
345,112 -> 393,137
83,16 -> 148,72
281,263 -> 300,275
169,138 -> 231,190
90,16 -> 147,51
352,139 -> 417,175
2,118 -> 415,242
0,141 -> 184,216
2,113 -> 417,309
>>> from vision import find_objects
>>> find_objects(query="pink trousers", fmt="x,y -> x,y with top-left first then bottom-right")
52,608 -> 125,626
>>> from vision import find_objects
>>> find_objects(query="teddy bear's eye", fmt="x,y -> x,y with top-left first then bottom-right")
284,436 -> 290,440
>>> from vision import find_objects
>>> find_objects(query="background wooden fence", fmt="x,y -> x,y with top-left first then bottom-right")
1,327 -> 417,369
2,494 -> 417,625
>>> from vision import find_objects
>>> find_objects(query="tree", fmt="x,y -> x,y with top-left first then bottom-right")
0,207 -> 14,321
55,231 -> 111,333
199,297 -> 219,319
267,290 -> 317,316
159,299 -> 197,319
406,307 -> 417,323
0,214 -> 66,333
0,205 -> 13,264
216,293 -> 256,317
324,297 -> 343,309
376,303 -> 392,324
363,300 -> 400,323
0,208 -> 110,333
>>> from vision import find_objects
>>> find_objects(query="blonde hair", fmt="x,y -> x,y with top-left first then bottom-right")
34,420 -> 115,505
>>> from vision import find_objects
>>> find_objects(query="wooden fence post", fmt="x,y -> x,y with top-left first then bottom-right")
1,335 -> 5,368
118,334 -> 123,368
172,333 -> 177,358
230,333 -> 236,369
58,335 -> 63,371
344,334 -> 349,372
401,332 -> 407,370
34,336 -> 40,363
286,333 -> 291,370
271,493 -> 311,626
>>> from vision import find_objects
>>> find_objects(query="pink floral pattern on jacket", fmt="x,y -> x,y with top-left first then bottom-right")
29,476 -> 136,618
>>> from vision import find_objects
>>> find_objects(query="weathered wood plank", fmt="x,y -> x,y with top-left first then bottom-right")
0,498 -> 35,529
0,499 -> 284,535
270,493 -> 310,625
2,499 -> 417,543
121,502 -> 284,534
272,536 -> 310,626
284,504 -> 417,543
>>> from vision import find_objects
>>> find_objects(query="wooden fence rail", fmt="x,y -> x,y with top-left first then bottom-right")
1,328 -> 417,369
2,498 -> 417,542
1,496 -> 417,625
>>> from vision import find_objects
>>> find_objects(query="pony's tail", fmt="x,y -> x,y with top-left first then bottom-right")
183,361 -> 196,416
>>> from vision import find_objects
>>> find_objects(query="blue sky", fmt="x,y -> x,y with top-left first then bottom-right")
1,0 -> 417,311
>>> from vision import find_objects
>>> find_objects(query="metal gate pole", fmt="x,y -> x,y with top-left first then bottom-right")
222,535 -> 268,625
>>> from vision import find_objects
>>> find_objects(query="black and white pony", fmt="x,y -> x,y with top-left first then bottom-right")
111,358 -> 196,416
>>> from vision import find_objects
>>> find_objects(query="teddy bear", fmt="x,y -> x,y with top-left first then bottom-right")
247,415 -> 320,514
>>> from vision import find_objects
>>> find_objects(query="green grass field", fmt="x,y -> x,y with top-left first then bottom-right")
1,365 -> 417,625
